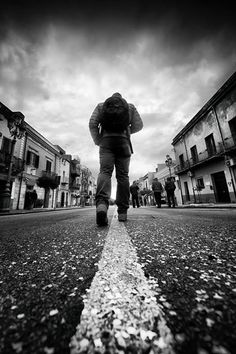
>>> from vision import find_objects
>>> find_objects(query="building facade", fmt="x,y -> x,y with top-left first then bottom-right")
0,103 -> 95,211
0,111 -> 25,209
172,72 -> 236,204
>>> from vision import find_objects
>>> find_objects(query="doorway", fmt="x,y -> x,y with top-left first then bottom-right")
184,181 -> 190,202
61,192 -> 65,207
211,171 -> 230,202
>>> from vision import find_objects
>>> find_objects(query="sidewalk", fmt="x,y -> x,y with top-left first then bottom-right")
0,205 -> 93,216
153,203 -> 236,209
0,203 -> 235,216
180,202 -> 236,208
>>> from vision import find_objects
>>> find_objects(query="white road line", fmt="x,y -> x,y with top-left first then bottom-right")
70,209 -> 175,353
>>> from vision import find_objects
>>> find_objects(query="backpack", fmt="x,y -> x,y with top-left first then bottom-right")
100,95 -> 130,132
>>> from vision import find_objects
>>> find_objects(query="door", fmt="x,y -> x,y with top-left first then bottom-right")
44,188 -> 50,208
61,192 -> 65,207
212,171 -> 230,202
184,181 -> 190,202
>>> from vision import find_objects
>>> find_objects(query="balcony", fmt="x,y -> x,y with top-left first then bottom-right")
70,181 -> 81,190
70,164 -> 81,177
37,170 -> 60,189
0,150 -> 24,175
12,157 -> 24,175
175,139 -> 229,174
41,170 -> 57,178
223,135 -> 236,151
61,177 -> 69,185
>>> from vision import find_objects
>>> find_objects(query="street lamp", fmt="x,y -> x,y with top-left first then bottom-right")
0,111 -> 25,212
165,154 -> 173,177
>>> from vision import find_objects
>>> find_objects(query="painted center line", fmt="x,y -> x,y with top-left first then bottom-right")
70,209 -> 175,353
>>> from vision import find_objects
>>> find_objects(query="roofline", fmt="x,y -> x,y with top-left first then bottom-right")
25,122 -> 61,156
172,71 -> 236,145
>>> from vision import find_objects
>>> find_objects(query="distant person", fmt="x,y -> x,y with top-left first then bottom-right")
130,181 -> 140,208
89,92 -> 143,225
165,177 -> 176,207
152,178 -> 163,208
143,194 -> 147,206
31,190 -> 38,208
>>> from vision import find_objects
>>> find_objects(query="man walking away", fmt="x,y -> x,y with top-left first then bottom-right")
89,92 -> 143,226
130,181 -> 140,208
165,177 -> 176,207
152,178 -> 163,208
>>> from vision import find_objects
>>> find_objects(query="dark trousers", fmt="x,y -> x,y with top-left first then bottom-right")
96,146 -> 130,214
167,191 -> 175,207
154,192 -> 162,207
131,194 -> 140,208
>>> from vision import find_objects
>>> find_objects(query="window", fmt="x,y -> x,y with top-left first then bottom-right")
205,134 -> 216,156
46,160 -> 52,172
196,177 -> 204,189
190,145 -> 198,164
229,116 -> 236,144
26,150 -> 39,168
179,154 -> 185,169
1,137 -> 12,153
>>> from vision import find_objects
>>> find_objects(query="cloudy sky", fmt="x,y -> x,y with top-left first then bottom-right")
0,0 -> 235,190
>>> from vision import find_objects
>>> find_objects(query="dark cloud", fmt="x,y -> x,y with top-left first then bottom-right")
1,0 -> 235,42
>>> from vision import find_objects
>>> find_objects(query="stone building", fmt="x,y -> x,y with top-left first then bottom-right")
172,72 -> 236,204
0,102 -> 95,211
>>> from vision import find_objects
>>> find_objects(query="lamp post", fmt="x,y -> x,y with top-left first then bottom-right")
0,110 -> 25,212
165,154 -> 173,178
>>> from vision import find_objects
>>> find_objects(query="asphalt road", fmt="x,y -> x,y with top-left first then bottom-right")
0,206 -> 235,354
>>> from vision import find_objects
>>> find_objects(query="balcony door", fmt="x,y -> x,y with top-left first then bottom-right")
205,134 -> 216,157
190,145 -> 198,164
229,116 -> 236,144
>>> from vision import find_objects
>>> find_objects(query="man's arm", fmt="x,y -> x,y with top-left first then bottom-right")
129,104 -> 143,134
89,103 -> 103,146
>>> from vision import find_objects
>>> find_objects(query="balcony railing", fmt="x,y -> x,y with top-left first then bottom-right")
223,135 -> 236,150
0,150 -> 24,175
41,170 -> 57,178
175,136 -> 236,174
71,164 -> 81,176
61,177 -> 69,184
70,181 -> 81,190
12,157 -> 24,175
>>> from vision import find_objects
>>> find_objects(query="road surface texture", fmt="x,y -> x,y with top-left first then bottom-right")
0,206 -> 235,354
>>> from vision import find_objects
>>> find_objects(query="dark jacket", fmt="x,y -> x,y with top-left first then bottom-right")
89,102 -> 143,147
152,180 -> 163,193
130,184 -> 139,196
165,180 -> 176,192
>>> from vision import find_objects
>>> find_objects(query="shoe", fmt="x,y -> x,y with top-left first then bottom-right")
96,203 -> 108,226
118,213 -> 127,222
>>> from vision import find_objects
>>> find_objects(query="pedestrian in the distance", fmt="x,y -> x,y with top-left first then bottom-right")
152,178 -> 163,208
130,181 -> 140,208
31,190 -> 38,208
165,177 -> 176,207
89,92 -> 143,226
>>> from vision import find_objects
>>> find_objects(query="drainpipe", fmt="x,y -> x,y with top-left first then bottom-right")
212,105 -> 236,198
16,132 -> 28,209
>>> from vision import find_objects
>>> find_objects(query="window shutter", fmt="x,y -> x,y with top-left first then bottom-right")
26,151 -> 31,165
35,155 -> 39,168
